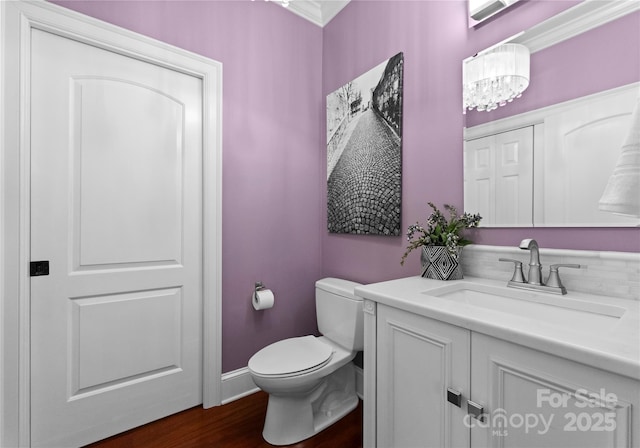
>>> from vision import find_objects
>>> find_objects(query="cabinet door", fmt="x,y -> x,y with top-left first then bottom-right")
471,333 -> 638,448
377,305 -> 470,448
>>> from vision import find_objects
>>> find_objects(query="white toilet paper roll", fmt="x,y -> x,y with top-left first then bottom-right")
253,289 -> 275,310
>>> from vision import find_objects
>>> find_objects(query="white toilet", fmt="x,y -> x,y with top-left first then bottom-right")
248,277 -> 364,446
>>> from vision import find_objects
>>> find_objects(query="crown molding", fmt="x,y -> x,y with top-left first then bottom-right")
281,0 -> 350,27
513,0 -> 640,53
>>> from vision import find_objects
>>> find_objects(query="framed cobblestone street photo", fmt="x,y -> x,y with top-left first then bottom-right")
326,52 -> 403,235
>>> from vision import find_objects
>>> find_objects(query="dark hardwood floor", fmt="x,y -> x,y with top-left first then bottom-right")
85,391 -> 363,448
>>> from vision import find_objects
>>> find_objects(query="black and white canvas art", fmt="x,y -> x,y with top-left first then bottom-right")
326,52 -> 403,235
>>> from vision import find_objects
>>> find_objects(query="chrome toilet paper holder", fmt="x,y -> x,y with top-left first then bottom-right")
253,281 -> 274,311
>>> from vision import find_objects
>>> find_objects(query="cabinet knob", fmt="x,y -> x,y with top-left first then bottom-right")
467,400 -> 485,422
446,388 -> 462,407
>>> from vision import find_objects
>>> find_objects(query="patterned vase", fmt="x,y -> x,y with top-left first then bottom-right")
420,246 -> 463,280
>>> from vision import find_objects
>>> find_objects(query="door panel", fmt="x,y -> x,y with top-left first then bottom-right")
72,78 -> 184,267
464,137 -> 495,225
30,28 -> 203,447
70,288 -> 182,395
494,127 -> 533,226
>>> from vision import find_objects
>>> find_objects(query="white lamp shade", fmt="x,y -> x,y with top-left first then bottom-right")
598,97 -> 640,217
463,43 -> 530,113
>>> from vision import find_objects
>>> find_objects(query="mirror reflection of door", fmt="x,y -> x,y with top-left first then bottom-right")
464,127 -> 533,227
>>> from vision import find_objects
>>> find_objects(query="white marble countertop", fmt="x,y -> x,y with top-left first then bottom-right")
355,276 -> 640,381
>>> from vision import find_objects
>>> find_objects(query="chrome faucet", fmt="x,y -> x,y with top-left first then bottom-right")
499,239 -> 581,295
519,238 -> 543,285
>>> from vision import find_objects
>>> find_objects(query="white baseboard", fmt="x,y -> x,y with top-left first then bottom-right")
221,364 -> 365,405
221,367 -> 260,405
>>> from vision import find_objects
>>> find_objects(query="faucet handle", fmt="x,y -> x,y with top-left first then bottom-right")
550,263 -> 581,270
499,258 -> 526,283
546,264 -> 581,289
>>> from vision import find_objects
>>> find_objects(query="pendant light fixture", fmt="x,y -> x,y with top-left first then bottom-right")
463,43 -> 530,113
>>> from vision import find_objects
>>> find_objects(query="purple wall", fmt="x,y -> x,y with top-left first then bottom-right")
52,0 -> 324,373
50,0 -> 639,373
321,0 -> 640,286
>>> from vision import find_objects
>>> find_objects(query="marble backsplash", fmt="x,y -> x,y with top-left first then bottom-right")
460,245 -> 640,300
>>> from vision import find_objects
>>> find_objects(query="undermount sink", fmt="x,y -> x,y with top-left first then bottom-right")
423,282 -> 626,329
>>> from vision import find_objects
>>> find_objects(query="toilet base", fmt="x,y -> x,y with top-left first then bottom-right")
262,362 -> 358,446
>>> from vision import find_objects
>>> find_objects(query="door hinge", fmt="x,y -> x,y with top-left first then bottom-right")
30,261 -> 49,277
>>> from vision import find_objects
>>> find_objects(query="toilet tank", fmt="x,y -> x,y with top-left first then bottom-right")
315,278 -> 364,351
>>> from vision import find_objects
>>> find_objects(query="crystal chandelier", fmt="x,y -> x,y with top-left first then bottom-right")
463,43 -> 530,113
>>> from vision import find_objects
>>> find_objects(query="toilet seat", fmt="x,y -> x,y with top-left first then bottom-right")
248,336 -> 333,377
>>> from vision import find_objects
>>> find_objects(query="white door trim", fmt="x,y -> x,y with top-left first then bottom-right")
0,1 -> 223,446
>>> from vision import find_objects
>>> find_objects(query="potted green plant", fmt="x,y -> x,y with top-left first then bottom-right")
401,202 -> 482,280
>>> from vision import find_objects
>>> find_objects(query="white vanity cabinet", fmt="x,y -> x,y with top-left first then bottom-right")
363,297 -> 640,448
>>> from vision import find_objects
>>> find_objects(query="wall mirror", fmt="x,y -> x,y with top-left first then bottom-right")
463,1 -> 640,228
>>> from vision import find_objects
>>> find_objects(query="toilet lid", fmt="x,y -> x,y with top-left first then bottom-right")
248,336 -> 333,376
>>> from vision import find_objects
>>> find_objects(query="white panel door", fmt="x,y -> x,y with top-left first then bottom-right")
464,136 -> 495,225
464,127 -> 533,226
494,127 -> 533,227
30,28 -> 203,447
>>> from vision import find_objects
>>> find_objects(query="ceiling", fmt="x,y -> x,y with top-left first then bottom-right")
278,0 -> 351,27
